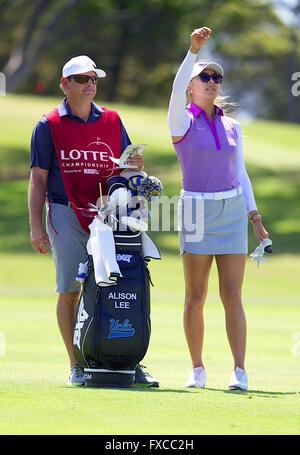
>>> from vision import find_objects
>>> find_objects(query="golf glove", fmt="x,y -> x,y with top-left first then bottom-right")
250,238 -> 272,268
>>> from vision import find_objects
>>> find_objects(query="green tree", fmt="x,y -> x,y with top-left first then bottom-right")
209,0 -> 300,122
1,0 -> 299,122
2,0 -> 84,92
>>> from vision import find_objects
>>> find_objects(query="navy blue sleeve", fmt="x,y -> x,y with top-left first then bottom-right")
30,116 -> 55,169
120,118 -> 131,155
30,116 -> 67,197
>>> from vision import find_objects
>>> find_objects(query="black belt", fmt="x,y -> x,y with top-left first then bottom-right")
47,195 -> 71,207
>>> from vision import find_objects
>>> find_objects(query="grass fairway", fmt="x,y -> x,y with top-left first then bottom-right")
0,94 -> 300,435
0,253 -> 300,435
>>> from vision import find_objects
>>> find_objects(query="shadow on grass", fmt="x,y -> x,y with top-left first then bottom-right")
206,388 -> 299,398
62,385 -> 300,397
0,160 -> 299,255
63,385 -> 192,393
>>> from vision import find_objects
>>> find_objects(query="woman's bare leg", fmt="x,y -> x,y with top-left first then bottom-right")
182,252 -> 213,368
215,254 -> 247,370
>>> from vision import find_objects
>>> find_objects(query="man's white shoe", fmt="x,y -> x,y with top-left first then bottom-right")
228,367 -> 248,391
66,363 -> 84,387
184,367 -> 206,388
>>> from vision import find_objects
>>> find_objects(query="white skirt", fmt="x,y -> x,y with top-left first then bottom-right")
178,190 -> 248,255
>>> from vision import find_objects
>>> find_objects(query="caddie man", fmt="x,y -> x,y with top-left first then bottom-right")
28,55 -> 159,388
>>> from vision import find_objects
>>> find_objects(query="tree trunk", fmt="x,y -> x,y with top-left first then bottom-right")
4,0 -> 83,92
105,2 -> 131,102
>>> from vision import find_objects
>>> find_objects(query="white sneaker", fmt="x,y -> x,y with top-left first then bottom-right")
228,367 -> 248,390
66,363 -> 84,387
184,367 -> 206,388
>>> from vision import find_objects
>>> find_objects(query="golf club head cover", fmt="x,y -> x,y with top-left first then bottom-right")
105,175 -> 132,209
106,175 -> 128,196
128,175 -> 163,202
96,175 -> 129,211
119,169 -> 148,215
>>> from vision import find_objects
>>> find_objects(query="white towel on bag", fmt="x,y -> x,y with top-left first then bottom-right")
87,217 -> 161,287
87,217 -> 122,286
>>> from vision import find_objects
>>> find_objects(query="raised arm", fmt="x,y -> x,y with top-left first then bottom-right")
167,27 -> 211,142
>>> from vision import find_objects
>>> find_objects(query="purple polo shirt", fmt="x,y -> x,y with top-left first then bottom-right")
173,103 -> 240,192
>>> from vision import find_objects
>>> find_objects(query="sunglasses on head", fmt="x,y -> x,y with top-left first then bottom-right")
68,75 -> 98,84
199,72 -> 223,83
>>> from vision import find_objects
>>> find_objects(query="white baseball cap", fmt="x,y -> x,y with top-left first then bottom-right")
190,61 -> 224,80
62,55 -> 106,78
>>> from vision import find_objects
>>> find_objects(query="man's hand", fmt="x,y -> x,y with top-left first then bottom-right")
30,226 -> 51,254
125,153 -> 144,171
190,27 -> 212,54
28,166 -> 51,254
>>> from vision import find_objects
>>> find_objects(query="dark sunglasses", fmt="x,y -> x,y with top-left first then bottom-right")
199,73 -> 223,83
68,75 -> 98,85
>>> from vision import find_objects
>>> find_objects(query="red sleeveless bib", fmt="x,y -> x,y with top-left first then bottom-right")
46,107 -> 120,232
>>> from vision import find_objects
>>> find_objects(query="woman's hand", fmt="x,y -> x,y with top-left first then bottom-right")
190,27 -> 212,54
252,220 -> 269,244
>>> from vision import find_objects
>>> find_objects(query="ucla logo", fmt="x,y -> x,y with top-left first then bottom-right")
108,319 -> 135,339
